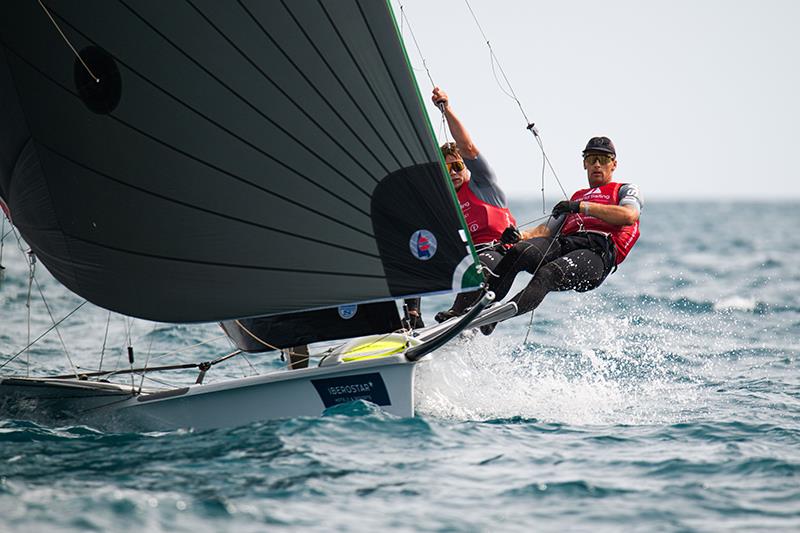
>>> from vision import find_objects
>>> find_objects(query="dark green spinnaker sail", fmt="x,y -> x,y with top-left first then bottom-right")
0,0 -> 480,322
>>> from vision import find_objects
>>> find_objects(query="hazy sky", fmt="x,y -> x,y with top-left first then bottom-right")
391,0 -> 799,200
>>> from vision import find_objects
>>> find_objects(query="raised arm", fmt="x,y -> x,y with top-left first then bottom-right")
432,87 -> 478,159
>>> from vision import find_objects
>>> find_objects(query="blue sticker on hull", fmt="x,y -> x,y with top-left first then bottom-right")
311,373 -> 390,408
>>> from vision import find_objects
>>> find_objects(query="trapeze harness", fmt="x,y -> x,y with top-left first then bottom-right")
560,182 -> 640,265
457,183 -> 516,246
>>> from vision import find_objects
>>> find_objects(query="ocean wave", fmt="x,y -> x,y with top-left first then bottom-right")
503,479 -> 632,498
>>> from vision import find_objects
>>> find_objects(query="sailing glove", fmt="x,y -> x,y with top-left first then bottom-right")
500,225 -> 521,245
552,200 -> 581,217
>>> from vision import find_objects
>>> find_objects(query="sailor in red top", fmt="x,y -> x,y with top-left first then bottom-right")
403,87 -> 518,328
481,136 -> 642,335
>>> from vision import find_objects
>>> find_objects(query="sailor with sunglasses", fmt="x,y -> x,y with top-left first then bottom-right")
403,87 -> 518,328
479,136 -> 642,335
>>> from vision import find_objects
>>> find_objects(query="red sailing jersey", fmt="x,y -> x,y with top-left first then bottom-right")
456,184 -> 516,245
560,182 -> 640,264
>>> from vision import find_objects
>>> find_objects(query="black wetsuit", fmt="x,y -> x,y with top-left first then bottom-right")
487,232 -> 615,315
488,183 -> 643,318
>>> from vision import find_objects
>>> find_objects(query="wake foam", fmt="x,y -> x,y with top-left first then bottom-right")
415,300 -> 711,426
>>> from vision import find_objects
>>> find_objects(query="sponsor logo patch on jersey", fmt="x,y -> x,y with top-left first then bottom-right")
338,304 -> 358,320
409,230 -> 437,261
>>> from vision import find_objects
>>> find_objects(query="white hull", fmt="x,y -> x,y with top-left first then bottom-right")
0,293 -> 497,432
0,354 -> 417,432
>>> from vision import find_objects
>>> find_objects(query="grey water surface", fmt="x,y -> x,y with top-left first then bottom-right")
1,201 -> 798,532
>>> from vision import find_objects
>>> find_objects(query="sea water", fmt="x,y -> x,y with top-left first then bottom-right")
0,201 -> 798,532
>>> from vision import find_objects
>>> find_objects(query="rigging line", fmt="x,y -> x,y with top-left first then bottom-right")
398,5 -> 429,76
0,300 -> 87,372
31,276 -> 81,378
236,321 -> 411,369
0,214 -> 6,268
42,13 -> 376,224
397,3 -> 436,88
517,213 -> 552,229
127,319 -> 135,391
515,224 -> 564,339
26,251 -> 33,376
540,135 -> 546,212
523,309 -> 535,345
98,311 -> 111,373
239,351 -> 258,376
396,2 -> 450,146
237,0 -> 396,176
135,373 -> 181,390
355,1 -> 434,158
124,317 -> 132,374
316,1 -> 420,164
41,143 -> 381,257
187,0 -> 384,186
269,0 -> 406,171
534,134 -> 568,199
5,220 -> 36,376
146,334 -> 229,362
462,0 -> 569,201
189,348 -> 248,382
137,323 -> 157,393
115,1 -> 376,202
463,0 -> 529,123
36,0 -> 99,82
234,319 -> 297,356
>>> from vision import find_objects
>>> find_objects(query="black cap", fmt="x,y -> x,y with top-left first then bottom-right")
583,136 -> 616,157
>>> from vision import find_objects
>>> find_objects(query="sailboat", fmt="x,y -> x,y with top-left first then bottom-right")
0,1 -> 516,431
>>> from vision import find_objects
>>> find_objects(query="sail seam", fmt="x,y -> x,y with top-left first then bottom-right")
117,0 -> 375,201
0,43 -> 378,240
39,143 -> 383,260
315,0 -> 419,165
44,5 -> 376,222
188,0 -> 386,184
266,0 -> 404,170
35,232 -> 388,278
354,1 -> 431,159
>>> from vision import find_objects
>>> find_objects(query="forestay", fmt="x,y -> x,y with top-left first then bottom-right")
0,0 -> 481,323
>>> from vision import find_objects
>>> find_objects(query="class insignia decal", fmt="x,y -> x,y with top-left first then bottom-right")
409,230 -> 437,261
337,304 -> 358,320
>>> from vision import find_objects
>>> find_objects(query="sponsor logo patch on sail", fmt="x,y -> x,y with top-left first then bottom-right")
409,230 -> 437,261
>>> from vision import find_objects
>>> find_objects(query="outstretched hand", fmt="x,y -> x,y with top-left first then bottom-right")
552,200 -> 581,217
500,225 -> 521,245
432,86 -> 449,109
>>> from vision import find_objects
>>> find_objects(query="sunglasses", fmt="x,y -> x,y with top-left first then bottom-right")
446,160 -> 466,173
584,154 -> 615,166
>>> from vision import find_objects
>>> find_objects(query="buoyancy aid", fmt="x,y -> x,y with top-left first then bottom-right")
560,182 -> 640,264
456,183 -> 516,245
